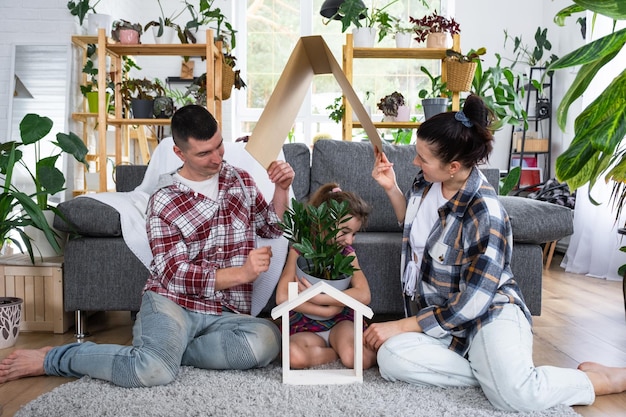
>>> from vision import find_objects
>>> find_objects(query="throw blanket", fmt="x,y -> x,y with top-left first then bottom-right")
84,138 -> 291,316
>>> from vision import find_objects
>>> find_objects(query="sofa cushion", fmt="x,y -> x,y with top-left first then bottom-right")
500,196 -> 573,244
311,140 -> 416,232
54,198 -> 122,236
283,143 -> 310,201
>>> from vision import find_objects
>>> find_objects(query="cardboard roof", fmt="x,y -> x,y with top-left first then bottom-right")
245,35 -> 382,169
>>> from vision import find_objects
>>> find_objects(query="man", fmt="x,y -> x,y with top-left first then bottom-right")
0,105 -> 294,387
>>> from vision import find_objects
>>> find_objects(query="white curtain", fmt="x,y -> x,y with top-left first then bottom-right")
562,182 -> 626,281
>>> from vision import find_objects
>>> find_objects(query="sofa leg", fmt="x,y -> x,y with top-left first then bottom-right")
74,310 -> 90,340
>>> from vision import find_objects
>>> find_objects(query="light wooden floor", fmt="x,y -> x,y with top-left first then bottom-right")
1,254 -> 625,417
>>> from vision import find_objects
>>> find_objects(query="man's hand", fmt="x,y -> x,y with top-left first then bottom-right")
268,160 -> 295,191
242,246 -> 273,282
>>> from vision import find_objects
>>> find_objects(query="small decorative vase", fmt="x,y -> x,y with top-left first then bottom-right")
0,297 -> 23,349
426,32 -> 449,48
395,32 -> 412,48
296,257 -> 352,320
353,27 -> 376,48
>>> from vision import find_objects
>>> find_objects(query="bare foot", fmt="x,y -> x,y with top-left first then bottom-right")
0,346 -> 53,383
579,361 -> 626,396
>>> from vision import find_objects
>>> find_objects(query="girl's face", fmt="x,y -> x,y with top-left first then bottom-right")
413,138 -> 451,183
336,216 -> 363,247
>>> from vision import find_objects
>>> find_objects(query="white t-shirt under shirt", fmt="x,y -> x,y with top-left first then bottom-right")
404,182 -> 448,297
173,172 -> 219,201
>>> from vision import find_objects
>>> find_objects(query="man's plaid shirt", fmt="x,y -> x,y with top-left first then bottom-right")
143,162 -> 282,315
401,167 -> 532,356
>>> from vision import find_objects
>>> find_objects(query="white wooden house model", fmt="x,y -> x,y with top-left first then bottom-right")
271,281 -> 374,385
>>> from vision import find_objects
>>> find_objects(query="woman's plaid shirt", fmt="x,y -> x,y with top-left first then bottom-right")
143,162 -> 282,315
401,167 -> 532,356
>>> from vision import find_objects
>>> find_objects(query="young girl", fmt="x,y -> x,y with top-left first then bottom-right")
276,182 -> 377,370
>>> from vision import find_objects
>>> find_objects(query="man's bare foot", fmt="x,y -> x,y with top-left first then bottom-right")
0,346 -> 53,383
579,361 -> 626,396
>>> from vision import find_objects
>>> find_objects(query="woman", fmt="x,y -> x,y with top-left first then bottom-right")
365,94 -> 626,412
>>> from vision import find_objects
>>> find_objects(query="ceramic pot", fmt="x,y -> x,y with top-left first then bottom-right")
296,257 -> 351,320
0,297 -> 23,349
394,105 -> 410,122
422,98 -> 448,120
86,91 -> 111,113
395,32 -> 412,48
152,26 -> 176,44
426,32 -> 449,48
117,29 -> 140,45
87,13 -> 112,37
353,27 -> 376,48
131,98 -> 154,119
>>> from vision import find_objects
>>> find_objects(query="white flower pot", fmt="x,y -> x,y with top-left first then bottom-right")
353,27 -> 376,48
395,105 -> 410,122
152,26 -> 177,44
395,32 -> 412,48
87,13 -> 112,37
0,297 -> 23,349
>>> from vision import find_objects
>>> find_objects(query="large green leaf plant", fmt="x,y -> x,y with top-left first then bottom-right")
0,114 -> 89,262
549,0 -> 626,220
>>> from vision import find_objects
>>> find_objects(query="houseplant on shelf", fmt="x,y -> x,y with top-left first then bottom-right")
418,66 -> 449,120
393,19 -> 417,48
111,19 -> 143,44
445,47 -> 486,92
144,0 -> 187,44
119,77 -> 167,119
377,91 -> 409,122
80,43 -> 115,113
0,113 -> 89,262
322,0 -> 399,46
279,198 -> 358,285
409,11 -> 460,48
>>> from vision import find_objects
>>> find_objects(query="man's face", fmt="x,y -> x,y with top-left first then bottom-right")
174,130 -> 225,181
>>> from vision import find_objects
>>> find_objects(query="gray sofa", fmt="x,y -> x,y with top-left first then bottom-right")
55,140 -> 574,334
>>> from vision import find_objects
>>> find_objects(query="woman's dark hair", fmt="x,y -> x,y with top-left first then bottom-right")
416,94 -> 494,168
308,182 -> 371,228
171,104 -> 219,149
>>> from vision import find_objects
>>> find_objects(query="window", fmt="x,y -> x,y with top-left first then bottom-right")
233,0 -> 444,145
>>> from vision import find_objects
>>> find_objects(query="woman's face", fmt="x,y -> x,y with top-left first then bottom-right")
336,216 -> 363,248
413,138 -> 450,183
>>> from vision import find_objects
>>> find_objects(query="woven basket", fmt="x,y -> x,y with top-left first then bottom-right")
446,60 -> 477,92
222,64 -> 235,100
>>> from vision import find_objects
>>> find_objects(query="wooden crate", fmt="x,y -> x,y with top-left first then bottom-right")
0,254 -> 73,334
514,131 -> 549,152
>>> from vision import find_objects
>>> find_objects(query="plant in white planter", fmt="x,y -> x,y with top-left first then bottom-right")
0,297 -> 23,349
377,91 -> 409,122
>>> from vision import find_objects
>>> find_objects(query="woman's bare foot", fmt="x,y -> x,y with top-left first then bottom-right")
0,346 -> 53,383
579,361 -> 626,396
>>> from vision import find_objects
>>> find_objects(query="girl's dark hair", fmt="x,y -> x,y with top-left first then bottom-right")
171,104 -> 219,149
416,94 -> 494,168
308,182 -> 371,228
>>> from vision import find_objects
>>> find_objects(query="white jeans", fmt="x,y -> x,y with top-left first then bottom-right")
377,304 -> 595,412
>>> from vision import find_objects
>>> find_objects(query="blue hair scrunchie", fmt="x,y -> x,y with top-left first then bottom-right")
455,111 -> 474,128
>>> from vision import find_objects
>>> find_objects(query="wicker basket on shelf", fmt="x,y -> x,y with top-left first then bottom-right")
222,64 -> 235,100
445,60 -> 477,92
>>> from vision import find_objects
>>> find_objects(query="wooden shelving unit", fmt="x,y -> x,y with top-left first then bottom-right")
342,33 -> 461,141
71,29 -> 223,193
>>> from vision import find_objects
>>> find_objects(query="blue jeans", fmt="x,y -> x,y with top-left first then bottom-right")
44,291 -> 280,387
377,304 -> 595,412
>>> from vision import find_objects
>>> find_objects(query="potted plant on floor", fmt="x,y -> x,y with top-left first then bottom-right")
0,113 -> 89,262
0,297 -> 23,349
279,198 -> 358,291
409,10 -> 460,48
418,66 -> 449,120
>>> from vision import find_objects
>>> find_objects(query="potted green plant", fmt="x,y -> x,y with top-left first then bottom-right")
393,19 -> 417,48
144,0 -> 186,44
377,91 -> 408,122
409,11 -> 460,48
504,26 -> 559,74
279,198 -> 358,286
66,0 -> 101,26
80,44 -> 114,113
0,113 -> 89,262
418,66 -> 449,120
445,47 -> 486,92
550,1 -> 626,218
323,0 -> 399,46
111,19 -> 143,44
119,77 -> 167,119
